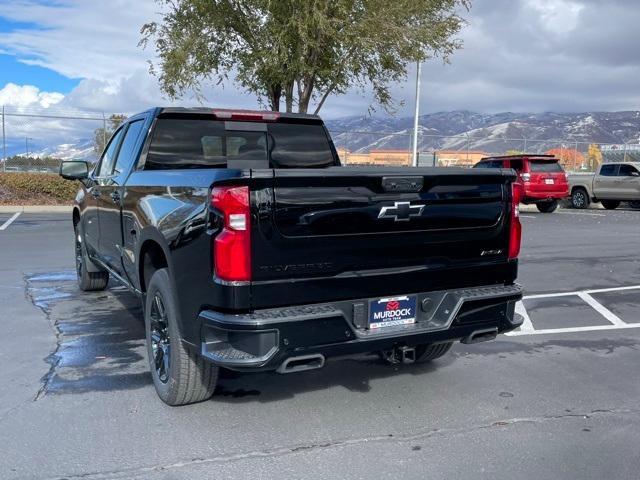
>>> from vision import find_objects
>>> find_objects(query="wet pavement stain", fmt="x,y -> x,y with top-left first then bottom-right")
25,270 -> 151,398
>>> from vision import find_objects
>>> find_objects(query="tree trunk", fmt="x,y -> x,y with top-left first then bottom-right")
268,84 -> 282,111
285,80 -> 294,113
297,76 -> 315,114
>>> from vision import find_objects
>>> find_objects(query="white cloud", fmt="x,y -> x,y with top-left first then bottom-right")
0,83 -> 64,108
1,0 -> 640,119
0,0 -> 159,80
526,0 -> 584,33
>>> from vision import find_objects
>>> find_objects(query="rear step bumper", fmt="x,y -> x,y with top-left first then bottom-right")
199,284 -> 523,371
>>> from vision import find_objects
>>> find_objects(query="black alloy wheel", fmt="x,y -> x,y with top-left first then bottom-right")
149,293 -> 171,384
74,229 -> 84,279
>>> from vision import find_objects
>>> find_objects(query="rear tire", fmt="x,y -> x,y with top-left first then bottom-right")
601,200 -> 620,210
415,342 -> 453,363
536,200 -> 559,213
145,268 -> 218,406
571,189 -> 590,209
74,223 -> 109,291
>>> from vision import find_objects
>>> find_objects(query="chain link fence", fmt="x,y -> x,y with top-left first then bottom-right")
0,106 -> 110,173
1,106 -> 639,173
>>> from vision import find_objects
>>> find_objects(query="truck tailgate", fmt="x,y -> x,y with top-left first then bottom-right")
249,167 -> 517,309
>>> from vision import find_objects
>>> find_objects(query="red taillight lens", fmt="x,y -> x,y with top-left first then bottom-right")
508,182 -> 523,260
211,186 -> 251,282
211,109 -> 280,122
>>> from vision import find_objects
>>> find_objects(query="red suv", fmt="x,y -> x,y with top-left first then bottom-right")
474,154 -> 569,213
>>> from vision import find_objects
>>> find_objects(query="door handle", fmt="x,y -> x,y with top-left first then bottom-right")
90,189 -> 100,198
110,191 -> 121,203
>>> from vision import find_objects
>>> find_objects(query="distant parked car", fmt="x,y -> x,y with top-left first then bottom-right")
568,162 -> 640,209
474,154 -> 569,213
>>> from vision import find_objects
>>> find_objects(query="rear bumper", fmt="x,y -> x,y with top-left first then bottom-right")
198,283 -> 523,371
524,188 -> 569,201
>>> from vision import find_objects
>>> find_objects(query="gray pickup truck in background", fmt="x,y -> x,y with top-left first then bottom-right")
568,162 -> 640,209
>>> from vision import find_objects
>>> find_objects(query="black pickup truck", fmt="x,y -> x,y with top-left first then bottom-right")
60,107 -> 524,405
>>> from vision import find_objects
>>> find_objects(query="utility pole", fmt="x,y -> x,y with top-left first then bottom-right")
25,136 -> 29,157
102,112 -> 107,154
1,105 -> 5,172
411,61 -> 422,167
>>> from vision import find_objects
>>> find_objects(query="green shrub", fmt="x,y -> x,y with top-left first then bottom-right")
0,172 -> 79,204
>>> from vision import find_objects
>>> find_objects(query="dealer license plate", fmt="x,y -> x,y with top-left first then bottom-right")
369,295 -> 417,329
545,178 -> 554,184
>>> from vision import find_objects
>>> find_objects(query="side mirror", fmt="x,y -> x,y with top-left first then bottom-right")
59,160 -> 89,180
631,171 -> 640,177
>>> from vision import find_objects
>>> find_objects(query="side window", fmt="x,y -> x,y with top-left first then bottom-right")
599,164 -> 617,176
510,159 -> 523,172
97,127 -> 125,177
619,164 -> 639,177
113,120 -> 145,176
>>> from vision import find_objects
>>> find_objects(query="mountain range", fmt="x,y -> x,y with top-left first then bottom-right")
325,111 -> 640,154
23,110 -> 640,161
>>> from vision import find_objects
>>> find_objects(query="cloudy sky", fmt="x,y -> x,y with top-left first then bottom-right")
0,0 -> 639,119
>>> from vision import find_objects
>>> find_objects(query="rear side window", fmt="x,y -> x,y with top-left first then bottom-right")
529,161 -> 563,173
599,164 -> 618,176
145,117 -> 336,170
474,160 -> 502,168
113,120 -> 145,176
618,164 -> 639,176
97,127 -> 125,177
510,159 -> 523,171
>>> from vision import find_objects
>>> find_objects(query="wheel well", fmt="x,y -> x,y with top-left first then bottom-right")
571,186 -> 588,195
72,208 -> 80,227
139,240 -> 168,293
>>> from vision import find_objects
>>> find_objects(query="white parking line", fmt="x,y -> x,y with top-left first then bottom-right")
507,323 -> 640,336
525,285 -> 640,300
515,300 -> 534,332
576,291 -> 626,326
557,211 -> 606,217
0,212 -> 21,231
506,284 -> 640,337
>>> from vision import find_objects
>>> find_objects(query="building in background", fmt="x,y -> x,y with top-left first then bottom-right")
600,144 -> 640,163
336,148 -> 489,167
434,150 -> 489,167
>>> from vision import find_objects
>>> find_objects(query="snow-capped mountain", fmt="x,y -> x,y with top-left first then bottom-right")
16,111 -> 640,161
325,111 -> 640,154
30,138 -> 96,161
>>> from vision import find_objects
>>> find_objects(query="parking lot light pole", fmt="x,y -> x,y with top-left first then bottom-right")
411,61 -> 421,167
2,105 -> 5,172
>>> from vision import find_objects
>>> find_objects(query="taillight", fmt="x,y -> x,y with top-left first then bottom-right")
521,172 -> 531,182
211,186 -> 251,282
508,182 -> 523,260
211,109 -> 280,122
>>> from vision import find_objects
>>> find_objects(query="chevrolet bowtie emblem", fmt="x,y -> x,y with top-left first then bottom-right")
378,201 -> 424,222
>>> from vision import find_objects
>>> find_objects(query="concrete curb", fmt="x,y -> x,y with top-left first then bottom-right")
0,205 -> 72,213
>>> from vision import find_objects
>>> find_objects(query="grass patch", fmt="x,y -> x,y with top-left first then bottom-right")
0,172 -> 78,205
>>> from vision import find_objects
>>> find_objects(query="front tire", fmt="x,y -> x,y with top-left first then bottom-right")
145,268 -> 218,406
536,200 -> 559,213
74,223 -> 109,291
571,189 -> 590,209
601,200 -> 620,210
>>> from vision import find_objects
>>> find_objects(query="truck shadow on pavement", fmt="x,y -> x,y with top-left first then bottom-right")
26,271 -> 151,397
26,270 -> 461,402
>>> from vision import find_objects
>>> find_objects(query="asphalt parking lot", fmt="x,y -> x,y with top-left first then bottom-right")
1,207 -> 640,480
